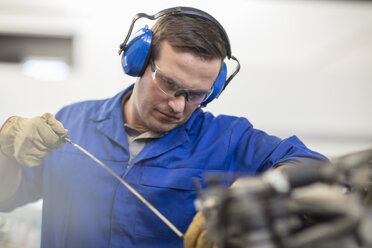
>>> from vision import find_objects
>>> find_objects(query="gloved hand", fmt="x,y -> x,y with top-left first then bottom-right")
184,180 -> 241,248
184,211 -> 216,248
0,113 -> 68,167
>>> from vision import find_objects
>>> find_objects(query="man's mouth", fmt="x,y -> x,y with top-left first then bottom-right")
157,110 -> 179,122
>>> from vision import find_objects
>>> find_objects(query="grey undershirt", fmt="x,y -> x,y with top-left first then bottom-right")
124,124 -> 164,164
121,89 -> 165,163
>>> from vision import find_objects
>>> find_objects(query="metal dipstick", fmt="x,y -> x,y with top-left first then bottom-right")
64,137 -> 184,238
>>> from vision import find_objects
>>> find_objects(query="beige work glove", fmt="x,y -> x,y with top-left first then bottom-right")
184,211 -> 216,248
0,113 -> 68,167
184,180 -> 241,248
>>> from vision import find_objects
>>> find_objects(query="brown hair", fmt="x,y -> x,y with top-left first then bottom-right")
151,14 -> 227,62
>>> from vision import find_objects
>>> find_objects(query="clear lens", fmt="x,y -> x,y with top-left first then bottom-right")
150,59 -> 211,104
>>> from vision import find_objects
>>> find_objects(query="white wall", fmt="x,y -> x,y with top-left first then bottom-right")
0,0 -> 371,157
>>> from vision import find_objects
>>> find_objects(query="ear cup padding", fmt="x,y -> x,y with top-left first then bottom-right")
121,27 -> 152,77
201,63 -> 227,107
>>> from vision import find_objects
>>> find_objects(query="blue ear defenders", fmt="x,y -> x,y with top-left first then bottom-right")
118,6 -> 240,106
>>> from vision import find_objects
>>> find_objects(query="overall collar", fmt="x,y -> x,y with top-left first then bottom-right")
91,84 -> 203,161
92,84 -> 134,150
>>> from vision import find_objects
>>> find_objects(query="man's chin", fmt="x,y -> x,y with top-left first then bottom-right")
149,115 -> 186,133
150,122 -> 178,134
155,126 -> 175,134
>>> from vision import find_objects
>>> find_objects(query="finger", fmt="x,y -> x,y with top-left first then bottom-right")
42,113 -> 68,137
184,212 -> 205,248
21,116 -> 63,150
196,229 -> 214,248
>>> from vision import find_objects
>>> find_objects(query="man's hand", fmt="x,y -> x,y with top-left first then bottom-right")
0,113 -> 68,167
184,168 -> 288,248
184,211 -> 216,248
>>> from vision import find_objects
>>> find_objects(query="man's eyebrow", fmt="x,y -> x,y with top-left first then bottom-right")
159,71 -> 183,86
158,70 -> 211,91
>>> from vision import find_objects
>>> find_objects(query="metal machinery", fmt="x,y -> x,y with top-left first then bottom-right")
197,147 -> 372,248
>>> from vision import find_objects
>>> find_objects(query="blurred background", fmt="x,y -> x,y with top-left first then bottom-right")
0,0 -> 371,247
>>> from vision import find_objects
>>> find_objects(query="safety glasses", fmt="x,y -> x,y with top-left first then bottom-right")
150,58 -> 213,105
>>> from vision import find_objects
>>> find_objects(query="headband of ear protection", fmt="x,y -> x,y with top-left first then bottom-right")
118,6 -> 240,107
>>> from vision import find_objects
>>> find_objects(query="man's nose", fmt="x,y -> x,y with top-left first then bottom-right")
168,94 -> 187,113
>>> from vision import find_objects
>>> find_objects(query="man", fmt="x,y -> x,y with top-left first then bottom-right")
0,7 -> 326,248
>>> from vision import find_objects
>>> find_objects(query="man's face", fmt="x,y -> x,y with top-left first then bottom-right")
128,41 -> 221,133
